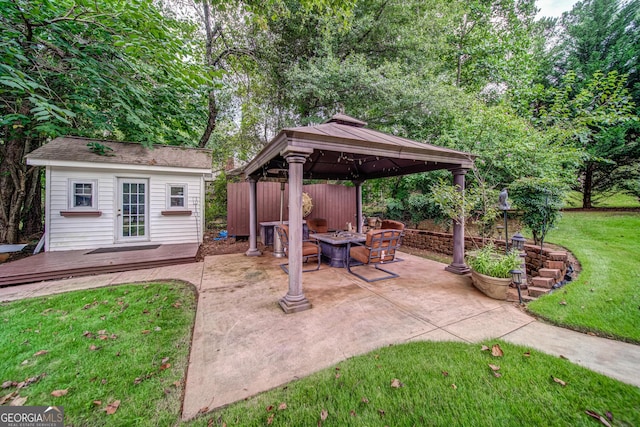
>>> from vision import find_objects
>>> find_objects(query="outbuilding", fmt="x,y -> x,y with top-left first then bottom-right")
26,136 -> 212,252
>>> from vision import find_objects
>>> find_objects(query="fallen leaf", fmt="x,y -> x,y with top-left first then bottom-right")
89,345 -> 100,351
494,372 -> 502,378
141,330 -> 150,334
134,377 -> 142,385
160,363 -> 171,371
491,344 -> 504,357
606,412 -> 613,421
198,407 -> 209,414
350,410 -> 356,417
10,395 -> 28,406
161,357 -> 170,364
335,373 -> 341,379
173,380 -> 181,387
154,327 -> 162,332
33,350 -> 48,357
361,397 -> 369,404
278,402 -> 287,410
173,302 -> 182,308
267,413 -> 274,425
0,391 -> 17,405
560,355 -> 568,360
585,410 -> 612,427
552,376 -> 567,387
110,334 -> 118,340
2,381 -> 13,388
83,331 -> 94,338
21,360 -> 29,365
93,400 -> 102,406
451,384 -> 457,390
97,329 -> 107,335
390,378 -> 404,388
105,400 -> 120,415
101,379 -> 107,385
488,364 -> 500,371
320,409 -> 328,420
378,409 -> 385,417
441,371 -> 449,377
51,389 -> 68,397
559,300 -> 567,305
481,345 -> 490,351
266,405 -> 273,412
99,335 -> 108,340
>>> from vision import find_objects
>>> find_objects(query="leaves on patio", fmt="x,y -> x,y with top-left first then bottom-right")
491,344 -> 504,357
585,410 -> 612,427
51,389 -> 68,397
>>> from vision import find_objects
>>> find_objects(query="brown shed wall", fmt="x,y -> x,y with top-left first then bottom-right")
227,182 -> 356,236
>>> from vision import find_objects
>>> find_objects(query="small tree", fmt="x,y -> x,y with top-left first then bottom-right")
509,177 -> 567,246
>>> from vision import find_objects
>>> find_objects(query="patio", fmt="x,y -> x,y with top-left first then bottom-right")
2,251 -> 639,421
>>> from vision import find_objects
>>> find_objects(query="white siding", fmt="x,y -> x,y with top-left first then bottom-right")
47,166 -> 204,251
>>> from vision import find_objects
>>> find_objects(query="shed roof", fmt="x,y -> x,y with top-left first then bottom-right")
26,136 -> 212,171
242,114 -> 474,181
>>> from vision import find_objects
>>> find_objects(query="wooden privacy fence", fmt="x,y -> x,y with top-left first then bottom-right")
227,182 -> 356,236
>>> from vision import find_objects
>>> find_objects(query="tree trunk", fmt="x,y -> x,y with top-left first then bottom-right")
198,89 -> 218,148
21,168 -> 43,238
582,163 -> 594,208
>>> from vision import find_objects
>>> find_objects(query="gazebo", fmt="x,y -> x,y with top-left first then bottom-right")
239,114 -> 475,313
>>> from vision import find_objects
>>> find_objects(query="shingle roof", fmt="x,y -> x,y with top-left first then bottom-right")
26,136 -> 212,170
242,114 -> 474,181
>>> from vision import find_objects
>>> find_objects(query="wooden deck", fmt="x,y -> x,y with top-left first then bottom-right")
0,243 -> 199,287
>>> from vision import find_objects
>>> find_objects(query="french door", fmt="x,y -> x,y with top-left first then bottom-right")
117,178 -> 149,242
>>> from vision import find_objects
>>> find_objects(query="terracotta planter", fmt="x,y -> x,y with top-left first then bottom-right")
471,270 -> 512,300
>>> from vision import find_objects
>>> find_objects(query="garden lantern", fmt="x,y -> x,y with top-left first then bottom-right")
511,232 -> 525,252
510,269 -> 523,304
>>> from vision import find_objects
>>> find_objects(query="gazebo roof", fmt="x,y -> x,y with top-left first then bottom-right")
242,114 -> 474,181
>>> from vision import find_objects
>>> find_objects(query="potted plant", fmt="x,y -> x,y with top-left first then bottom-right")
466,244 -> 521,300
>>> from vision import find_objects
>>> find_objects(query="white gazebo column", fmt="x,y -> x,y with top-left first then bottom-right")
245,177 -> 262,256
353,180 -> 363,233
279,147 -> 313,314
445,168 -> 470,275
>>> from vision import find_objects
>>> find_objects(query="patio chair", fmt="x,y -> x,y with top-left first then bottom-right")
346,229 -> 402,282
380,219 -> 405,231
307,218 -> 328,234
275,224 -> 321,273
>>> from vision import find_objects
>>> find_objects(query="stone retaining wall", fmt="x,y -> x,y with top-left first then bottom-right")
402,229 -> 569,278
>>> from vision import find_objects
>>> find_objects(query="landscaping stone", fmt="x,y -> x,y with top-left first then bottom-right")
539,268 -> 562,279
531,277 -> 555,289
528,286 -> 552,298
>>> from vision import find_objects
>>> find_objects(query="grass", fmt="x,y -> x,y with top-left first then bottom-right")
0,282 -> 196,426
528,211 -> 640,343
2,280 -> 639,426
190,341 -> 640,426
564,190 -> 640,208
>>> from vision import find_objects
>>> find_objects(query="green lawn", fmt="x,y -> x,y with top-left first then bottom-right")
528,211 -> 640,343
190,341 -> 640,426
2,280 -> 639,426
564,190 -> 640,208
0,282 -> 196,426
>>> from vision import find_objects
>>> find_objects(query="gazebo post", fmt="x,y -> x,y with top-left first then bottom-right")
245,177 -> 262,257
353,180 -> 363,233
279,147 -> 313,314
445,167 -> 470,275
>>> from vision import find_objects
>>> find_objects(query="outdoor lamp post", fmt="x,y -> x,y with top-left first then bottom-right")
511,231 -> 528,290
510,269 -> 523,304
498,188 -> 510,253
511,232 -> 525,252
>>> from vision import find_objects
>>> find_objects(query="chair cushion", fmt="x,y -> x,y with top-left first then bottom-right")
302,241 -> 320,257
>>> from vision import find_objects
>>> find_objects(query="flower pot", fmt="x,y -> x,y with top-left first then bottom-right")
471,270 -> 512,300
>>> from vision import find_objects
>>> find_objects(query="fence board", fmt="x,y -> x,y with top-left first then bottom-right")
227,182 -> 356,236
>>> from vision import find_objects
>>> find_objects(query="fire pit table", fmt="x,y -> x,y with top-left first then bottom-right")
311,232 -> 367,268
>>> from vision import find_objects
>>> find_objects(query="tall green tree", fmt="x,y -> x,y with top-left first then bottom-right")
0,0 -> 208,243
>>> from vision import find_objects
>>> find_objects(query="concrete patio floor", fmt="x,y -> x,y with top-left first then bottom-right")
1,251 -> 638,421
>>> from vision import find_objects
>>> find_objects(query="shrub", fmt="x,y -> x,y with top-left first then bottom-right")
466,244 -> 520,278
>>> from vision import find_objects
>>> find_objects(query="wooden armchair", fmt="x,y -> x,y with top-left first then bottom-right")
380,219 -> 405,231
346,229 -> 402,282
275,224 -> 321,273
